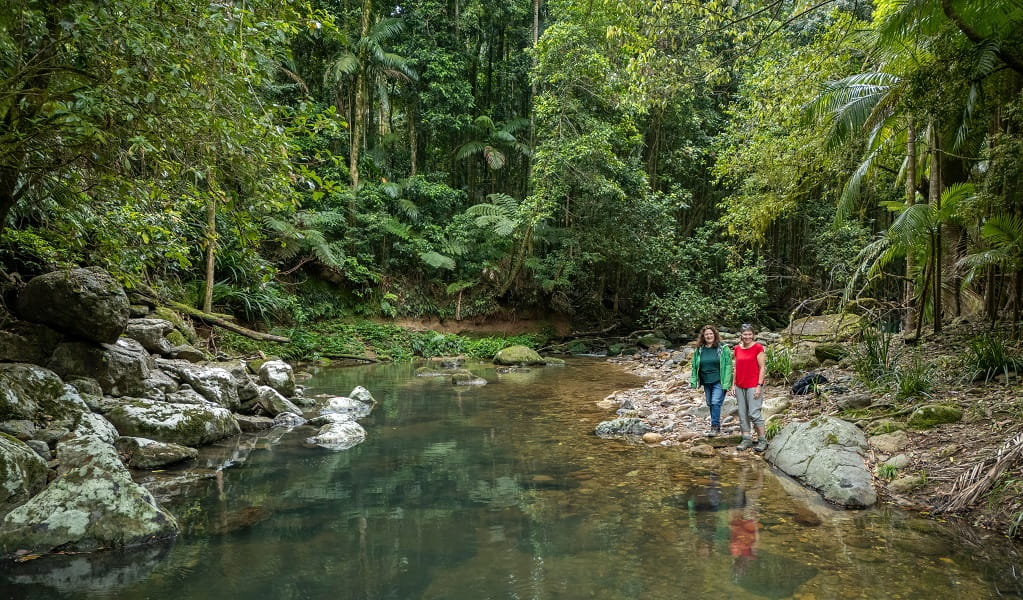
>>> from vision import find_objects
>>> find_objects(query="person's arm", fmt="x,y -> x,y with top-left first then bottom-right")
756,347 -> 767,395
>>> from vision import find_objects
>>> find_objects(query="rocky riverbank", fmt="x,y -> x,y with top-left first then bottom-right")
596,327 -> 1023,539
0,268 -> 377,559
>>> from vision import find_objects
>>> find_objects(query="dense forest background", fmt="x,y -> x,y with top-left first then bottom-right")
2,0 -> 1022,341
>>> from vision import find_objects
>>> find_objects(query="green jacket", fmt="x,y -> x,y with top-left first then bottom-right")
690,345 -> 734,389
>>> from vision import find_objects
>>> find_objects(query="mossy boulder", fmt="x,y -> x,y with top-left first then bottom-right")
636,335 -> 669,350
0,435 -> 48,518
0,363 -> 67,421
907,404 -> 963,430
0,436 -> 178,556
869,419 -> 905,436
814,342 -> 848,362
783,313 -> 863,343
104,398 -> 241,447
493,345 -> 545,366
152,307 -> 198,344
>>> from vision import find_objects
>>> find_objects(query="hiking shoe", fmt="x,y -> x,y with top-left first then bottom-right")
736,437 -> 753,451
753,439 -> 768,453
707,426 -> 720,437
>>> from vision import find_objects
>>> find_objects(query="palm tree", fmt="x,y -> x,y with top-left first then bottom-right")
455,116 -> 531,201
325,7 -> 416,196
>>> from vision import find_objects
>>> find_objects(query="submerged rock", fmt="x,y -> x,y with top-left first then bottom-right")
493,345 -> 545,366
306,421 -> 367,451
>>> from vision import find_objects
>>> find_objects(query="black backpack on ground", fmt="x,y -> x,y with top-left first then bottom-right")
792,372 -> 828,395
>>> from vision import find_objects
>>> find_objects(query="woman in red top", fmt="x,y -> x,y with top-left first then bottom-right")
732,324 -> 768,452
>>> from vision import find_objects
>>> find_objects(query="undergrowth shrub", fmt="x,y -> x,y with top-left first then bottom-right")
961,334 -> 1021,384
893,352 -> 934,401
849,327 -> 899,389
764,345 -> 793,382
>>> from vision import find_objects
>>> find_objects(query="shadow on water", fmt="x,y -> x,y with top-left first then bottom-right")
3,358 -> 1023,599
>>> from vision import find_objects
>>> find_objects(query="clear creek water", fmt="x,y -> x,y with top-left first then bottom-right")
2,358 -> 1022,599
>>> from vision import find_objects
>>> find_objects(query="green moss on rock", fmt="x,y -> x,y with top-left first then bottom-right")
907,404 -> 963,430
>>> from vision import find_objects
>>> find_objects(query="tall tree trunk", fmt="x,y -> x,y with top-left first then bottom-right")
350,0 -> 372,198
203,195 -> 217,313
929,121 -> 942,333
904,118 -> 918,332
409,105 -> 418,177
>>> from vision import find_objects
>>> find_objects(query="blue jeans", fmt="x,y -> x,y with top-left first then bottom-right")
703,382 -> 724,428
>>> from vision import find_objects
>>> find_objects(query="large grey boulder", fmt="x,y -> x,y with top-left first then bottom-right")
0,320 -> 61,365
114,437 -> 198,469
0,435 -> 48,518
254,386 -> 302,417
765,416 -> 877,508
0,363 -> 85,422
214,360 -> 259,402
103,398 -> 240,447
258,360 -> 296,397
782,313 -> 863,343
17,267 -> 129,344
154,359 -> 240,410
124,319 -> 175,356
0,436 -> 178,556
48,338 -> 155,397
71,412 -> 120,446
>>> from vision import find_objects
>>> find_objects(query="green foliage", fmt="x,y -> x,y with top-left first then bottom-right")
216,318 -> 544,363
849,327 -> 900,389
877,463 -> 899,481
893,352 -> 934,402
765,419 -> 783,440
0,0 -> 305,286
961,334 -> 1022,384
643,225 -> 768,332
764,345 -> 793,382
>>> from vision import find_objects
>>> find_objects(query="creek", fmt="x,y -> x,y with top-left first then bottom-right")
2,358 -> 1021,599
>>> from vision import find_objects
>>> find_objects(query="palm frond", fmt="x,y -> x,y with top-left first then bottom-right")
419,250 -> 455,270
367,18 -> 404,44
981,214 -> 1023,251
472,115 -> 496,131
455,141 -> 486,161
483,146 -> 507,170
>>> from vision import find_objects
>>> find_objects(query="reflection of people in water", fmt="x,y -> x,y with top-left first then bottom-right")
730,465 -> 763,575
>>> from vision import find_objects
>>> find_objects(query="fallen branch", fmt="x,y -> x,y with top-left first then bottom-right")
319,353 -> 382,363
567,323 -> 620,338
132,284 -> 290,343
163,299 -> 291,343
856,406 -> 916,422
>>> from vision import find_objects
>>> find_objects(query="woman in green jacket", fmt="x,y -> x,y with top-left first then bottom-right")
690,324 -> 734,436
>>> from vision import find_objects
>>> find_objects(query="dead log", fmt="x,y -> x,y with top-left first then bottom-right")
131,284 -> 290,343
163,299 -> 291,343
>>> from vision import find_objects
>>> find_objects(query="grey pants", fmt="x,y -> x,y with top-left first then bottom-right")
735,387 -> 764,433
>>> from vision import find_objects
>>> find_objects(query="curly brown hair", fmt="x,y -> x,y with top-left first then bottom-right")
697,324 -> 721,348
